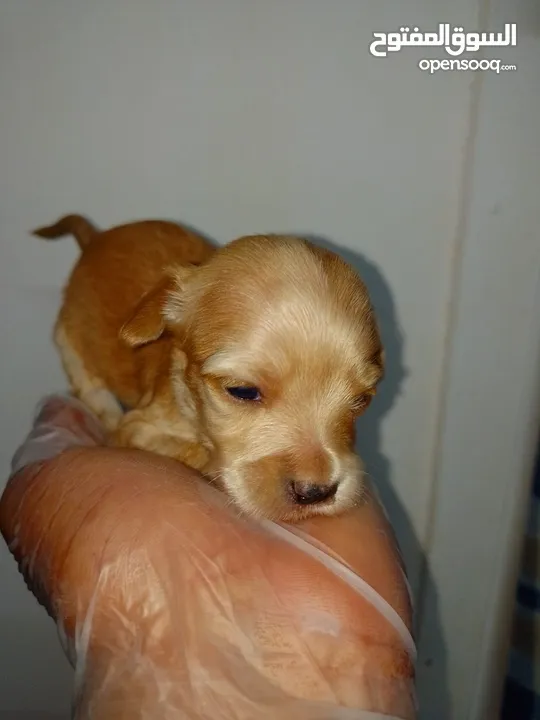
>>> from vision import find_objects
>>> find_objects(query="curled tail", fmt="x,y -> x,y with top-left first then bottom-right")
32,214 -> 98,251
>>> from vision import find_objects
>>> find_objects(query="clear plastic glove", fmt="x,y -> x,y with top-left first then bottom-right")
0,395 -> 417,719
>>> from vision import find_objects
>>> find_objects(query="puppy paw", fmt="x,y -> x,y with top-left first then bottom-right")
110,417 -> 209,471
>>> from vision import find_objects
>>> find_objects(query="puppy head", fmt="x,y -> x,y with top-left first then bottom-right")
122,236 -> 383,521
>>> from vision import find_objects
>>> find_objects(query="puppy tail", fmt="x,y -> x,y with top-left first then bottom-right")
32,214 -> 98,251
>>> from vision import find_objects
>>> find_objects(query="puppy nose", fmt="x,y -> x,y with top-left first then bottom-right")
290,481 -> 339,505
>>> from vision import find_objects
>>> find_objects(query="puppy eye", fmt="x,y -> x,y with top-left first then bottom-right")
226,386 -> 262,402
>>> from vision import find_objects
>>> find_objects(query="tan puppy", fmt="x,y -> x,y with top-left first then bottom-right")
34,215 -> 383,521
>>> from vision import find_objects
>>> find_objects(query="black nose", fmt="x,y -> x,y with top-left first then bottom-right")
290,481 -> 339,506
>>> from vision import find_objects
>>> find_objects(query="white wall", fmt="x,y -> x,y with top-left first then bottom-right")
0,2 -> 538,719
416,0 -> 540,717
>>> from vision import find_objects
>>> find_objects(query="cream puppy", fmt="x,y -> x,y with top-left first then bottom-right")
35,215 -> 383,521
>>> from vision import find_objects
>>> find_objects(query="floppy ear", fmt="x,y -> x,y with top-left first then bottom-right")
374,346 -> 385,376
120,267 -> 195,348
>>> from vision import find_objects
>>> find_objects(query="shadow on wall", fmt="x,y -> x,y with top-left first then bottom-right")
303,234 -> 451,720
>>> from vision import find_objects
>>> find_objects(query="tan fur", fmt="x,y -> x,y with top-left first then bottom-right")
36,215 -> 383,521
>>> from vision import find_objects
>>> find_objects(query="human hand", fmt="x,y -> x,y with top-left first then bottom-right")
0,395 -> 416,719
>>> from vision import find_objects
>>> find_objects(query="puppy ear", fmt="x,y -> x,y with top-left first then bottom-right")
374,346 -> 385,375
361,344 -> 385,390
120,266 -> 195,348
